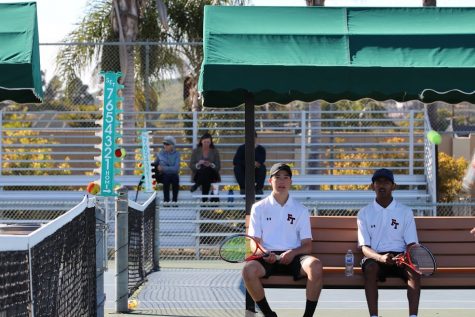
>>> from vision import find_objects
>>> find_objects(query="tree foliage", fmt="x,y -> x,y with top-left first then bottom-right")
1,111 -> 72,179
437,152 -> 467,202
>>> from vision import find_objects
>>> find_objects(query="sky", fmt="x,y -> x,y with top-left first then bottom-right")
1,0 -> 474,81
0,0 -> 471,44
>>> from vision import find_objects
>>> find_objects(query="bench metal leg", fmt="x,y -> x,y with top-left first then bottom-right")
245,290 -> 256,312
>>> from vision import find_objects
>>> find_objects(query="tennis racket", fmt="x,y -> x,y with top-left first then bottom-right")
219,233 -> 280,263
392,244 -> 436,276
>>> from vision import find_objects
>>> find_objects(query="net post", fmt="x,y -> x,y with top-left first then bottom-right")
153,193 -> 161,271
95,197 -> 106,317
115,187 -> 129,312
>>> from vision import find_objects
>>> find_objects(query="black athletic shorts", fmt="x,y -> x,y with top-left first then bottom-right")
256,251 -> 312,281
361,251 -> 407,282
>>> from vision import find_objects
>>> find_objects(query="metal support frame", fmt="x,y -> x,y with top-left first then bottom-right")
115,187 -> 129,312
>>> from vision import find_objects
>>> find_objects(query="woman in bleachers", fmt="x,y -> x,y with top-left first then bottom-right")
189,132 -> 221,202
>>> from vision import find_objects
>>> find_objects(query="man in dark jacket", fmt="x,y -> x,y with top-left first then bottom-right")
233,132 -> 266,195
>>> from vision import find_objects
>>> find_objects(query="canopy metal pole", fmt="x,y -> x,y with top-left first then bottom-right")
409,110 -> 414,175
244,93 -> 256,216
244,92 -> 256,313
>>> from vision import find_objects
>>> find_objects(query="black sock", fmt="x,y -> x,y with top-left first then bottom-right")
256,297 -> 275,316
303,299 -> 318,317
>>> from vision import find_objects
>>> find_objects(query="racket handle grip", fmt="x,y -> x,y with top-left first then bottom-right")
263,253 -> 281,261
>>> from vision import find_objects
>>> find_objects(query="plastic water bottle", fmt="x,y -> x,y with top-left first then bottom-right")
345,249 -> 354,277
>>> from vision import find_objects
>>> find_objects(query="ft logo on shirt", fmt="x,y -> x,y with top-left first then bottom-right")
287,213 -> 295,224
391,218 -> 400,229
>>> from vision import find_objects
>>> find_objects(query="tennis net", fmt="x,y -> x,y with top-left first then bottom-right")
128,192 -> 156,294
0,196 -> 96,317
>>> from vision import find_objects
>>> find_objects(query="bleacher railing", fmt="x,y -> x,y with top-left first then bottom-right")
0,108 -> 426,180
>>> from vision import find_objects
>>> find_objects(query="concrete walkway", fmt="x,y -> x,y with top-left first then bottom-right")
104,261 -> 475,317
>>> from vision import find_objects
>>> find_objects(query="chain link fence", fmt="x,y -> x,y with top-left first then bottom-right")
157,199 -> 475,261
0,107 -> 428,176
1,196 -> 473,263
0,42 -> 472,183
425,102 -> 475,135
0,200 -> 81,223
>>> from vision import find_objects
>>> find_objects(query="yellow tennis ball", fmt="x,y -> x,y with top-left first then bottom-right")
427,130 -> 441,145
86,181 -> 100,195
128,299 -> 138,310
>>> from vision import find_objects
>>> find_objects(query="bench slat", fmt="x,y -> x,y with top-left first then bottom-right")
415,217 -> 475,229
262,270 -> 475,288
423,242 -> 475,255
432,255 -> 475,267
310,216 -> 357,229
312,241 -> 475,256
311,216 -> 475,230
312,241 -> 360,253
316,254 -> 365,267
312,229 -> 357,241
419,230 -> 475,242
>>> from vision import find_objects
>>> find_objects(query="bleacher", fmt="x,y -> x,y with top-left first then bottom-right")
0,172 -> 430,205
0,108 -> 434,204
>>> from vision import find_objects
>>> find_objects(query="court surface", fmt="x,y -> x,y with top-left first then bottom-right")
104,261 -> 475,317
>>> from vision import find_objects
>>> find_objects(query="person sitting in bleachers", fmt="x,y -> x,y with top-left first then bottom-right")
153,136 -> 180,202
233,132 -> 266,195
189,132 -> 221,202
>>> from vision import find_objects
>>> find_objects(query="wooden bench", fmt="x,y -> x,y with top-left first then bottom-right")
246,215 -> 475,310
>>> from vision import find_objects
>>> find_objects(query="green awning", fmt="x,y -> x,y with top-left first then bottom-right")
199,6 -> 475,107
0,2 -> 43,103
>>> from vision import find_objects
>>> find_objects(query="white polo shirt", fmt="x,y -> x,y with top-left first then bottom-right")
248,194 -> 312,251
357,199 -> 418,253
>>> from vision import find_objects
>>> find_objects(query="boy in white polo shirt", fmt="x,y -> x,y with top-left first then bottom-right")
242,163 -> 323,317
357,168 -> 420,317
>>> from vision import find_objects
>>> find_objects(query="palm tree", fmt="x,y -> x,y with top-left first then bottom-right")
56,0 -> 241,174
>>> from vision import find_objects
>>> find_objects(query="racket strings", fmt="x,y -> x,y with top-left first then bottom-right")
409,247 -> 435,274
219,236 -> 250,262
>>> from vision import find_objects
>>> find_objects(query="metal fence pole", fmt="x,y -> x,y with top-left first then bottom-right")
115,187 -> 129,312
144,43 -> 150,128
192,111 -> 198,148
195,208 -> 201,260
95,198 -> 106,317
153,194 -> 161,270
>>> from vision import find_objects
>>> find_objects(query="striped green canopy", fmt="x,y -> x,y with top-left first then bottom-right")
199,6 -> 475,107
